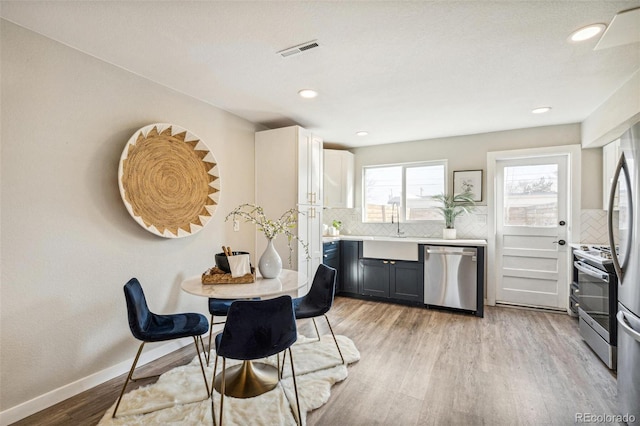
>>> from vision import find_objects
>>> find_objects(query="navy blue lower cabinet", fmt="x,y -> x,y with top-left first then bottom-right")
390,260 -> 423,303
360,258 -> 423,305
339,240 -> 361,294
361,259 -> 390,298
322,241 -> 340,289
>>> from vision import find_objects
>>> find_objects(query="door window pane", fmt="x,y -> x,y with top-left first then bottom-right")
503,164 -> 558,226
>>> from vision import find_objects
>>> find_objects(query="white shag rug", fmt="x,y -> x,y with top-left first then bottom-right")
98,335 -> 360,425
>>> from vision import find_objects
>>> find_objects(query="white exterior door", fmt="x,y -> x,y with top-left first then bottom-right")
494,154 -> 569,309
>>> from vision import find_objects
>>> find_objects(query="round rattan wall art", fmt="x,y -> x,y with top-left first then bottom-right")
118,123 -> 220,238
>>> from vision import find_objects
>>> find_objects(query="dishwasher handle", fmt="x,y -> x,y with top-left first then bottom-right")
426,249 -> 476,256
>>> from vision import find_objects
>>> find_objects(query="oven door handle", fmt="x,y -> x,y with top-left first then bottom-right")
574,261 -> 609,282
617,310 -> 640,343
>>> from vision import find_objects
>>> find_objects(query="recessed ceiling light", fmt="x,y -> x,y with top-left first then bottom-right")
532,106 -> 552,114
569,24 -> 606,42
356,131 -> 368,136
298,89 -> 318,98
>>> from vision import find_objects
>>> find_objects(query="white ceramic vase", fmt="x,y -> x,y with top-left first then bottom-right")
258,238 -> 282,278
443,228 -> 457,240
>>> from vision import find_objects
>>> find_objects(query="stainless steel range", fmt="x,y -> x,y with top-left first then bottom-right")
573,245 -> 618,369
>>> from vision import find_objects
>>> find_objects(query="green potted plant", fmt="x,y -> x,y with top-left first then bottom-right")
432,191 -> 476,239
331,220 -> 343,236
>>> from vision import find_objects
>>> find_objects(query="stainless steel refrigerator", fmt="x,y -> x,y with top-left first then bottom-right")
608,120 -> 640,423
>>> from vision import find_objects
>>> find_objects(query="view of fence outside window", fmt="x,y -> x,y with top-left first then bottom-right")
363,161 -> 446,223
503,163 -> 558,226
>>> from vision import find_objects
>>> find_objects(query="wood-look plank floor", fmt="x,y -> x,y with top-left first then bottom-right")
12,297 -> 617,425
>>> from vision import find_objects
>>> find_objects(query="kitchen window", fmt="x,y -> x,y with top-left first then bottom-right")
362,161 -> 447,223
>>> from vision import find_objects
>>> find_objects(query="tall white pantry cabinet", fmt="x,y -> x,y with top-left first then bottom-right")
255,126 -> 323,291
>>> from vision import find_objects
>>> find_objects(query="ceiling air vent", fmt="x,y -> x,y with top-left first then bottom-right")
278,40 -> 319,58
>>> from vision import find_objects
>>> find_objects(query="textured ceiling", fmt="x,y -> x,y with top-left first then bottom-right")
2,1 -> 639,147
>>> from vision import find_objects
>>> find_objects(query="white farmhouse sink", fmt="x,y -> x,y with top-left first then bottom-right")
362,240 -> 419,261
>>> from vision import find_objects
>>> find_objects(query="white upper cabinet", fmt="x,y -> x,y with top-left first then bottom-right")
323,149 -> 354,208
602,139 -> 621,210
255,126 -> 323,288
297,130 -> 323,205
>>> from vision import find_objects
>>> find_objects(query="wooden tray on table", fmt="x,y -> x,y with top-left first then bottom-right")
201,267 -> 256,284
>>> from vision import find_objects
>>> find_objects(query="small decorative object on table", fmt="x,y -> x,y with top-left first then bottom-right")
226,204 -> 309,279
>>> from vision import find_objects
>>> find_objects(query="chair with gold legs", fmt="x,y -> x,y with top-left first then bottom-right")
112,278 -> 210,418
211,295 -> 302,426
292,264 -> 344,364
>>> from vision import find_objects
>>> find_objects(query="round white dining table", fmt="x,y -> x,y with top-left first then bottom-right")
180,269 -> 308,399
180,268 -> 308,299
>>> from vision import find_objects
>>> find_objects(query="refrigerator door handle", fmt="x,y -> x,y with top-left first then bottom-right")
608,154 -> 633,283
617,310 -> 640,343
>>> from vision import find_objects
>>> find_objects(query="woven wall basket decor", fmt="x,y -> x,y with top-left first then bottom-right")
118,123 -> 220,238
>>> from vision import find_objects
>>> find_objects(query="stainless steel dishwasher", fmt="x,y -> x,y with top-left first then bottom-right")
424,246 -> 477,311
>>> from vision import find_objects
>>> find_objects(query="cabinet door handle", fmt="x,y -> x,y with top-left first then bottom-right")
382,260 -> 389,264
390,261 -> 396,264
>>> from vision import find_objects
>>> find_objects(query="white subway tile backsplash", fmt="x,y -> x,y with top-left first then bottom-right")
324,207 -> 488,239
580,209 -> 617,245
325,207 -> 616,245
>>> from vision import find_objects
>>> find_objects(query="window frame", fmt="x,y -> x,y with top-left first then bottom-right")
361,160 -> 448,223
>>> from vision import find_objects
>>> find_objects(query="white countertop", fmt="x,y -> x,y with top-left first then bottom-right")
323,235 -> 487,246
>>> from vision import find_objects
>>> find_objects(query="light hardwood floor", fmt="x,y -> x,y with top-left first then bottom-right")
12,297 -> 617,425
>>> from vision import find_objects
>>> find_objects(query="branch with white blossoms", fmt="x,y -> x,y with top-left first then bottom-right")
225,203 -> 310,266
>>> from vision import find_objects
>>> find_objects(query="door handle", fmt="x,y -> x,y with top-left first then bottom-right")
552,240 -> 566,245
608,154 -> 633,283
617,311 -> 640,343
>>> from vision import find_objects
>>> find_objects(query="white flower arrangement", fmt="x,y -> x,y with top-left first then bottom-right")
225,203 -> 309,265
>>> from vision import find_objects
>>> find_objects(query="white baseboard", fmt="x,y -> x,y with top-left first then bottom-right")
0,338 -> 192,426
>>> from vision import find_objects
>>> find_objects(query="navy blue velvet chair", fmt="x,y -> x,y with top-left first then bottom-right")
206,298 -> 259,365
212,295 -> 302,426
113,278 -> 210,418
292,264 -> 344,364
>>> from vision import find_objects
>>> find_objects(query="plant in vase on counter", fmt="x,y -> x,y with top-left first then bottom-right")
225,203 -> 309,278
330,220 -> 342,236
432,191 -> 476,240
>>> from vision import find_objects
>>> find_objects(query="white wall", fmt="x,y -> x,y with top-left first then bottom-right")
351,123 -> 602,210
0,21 -> 258,421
